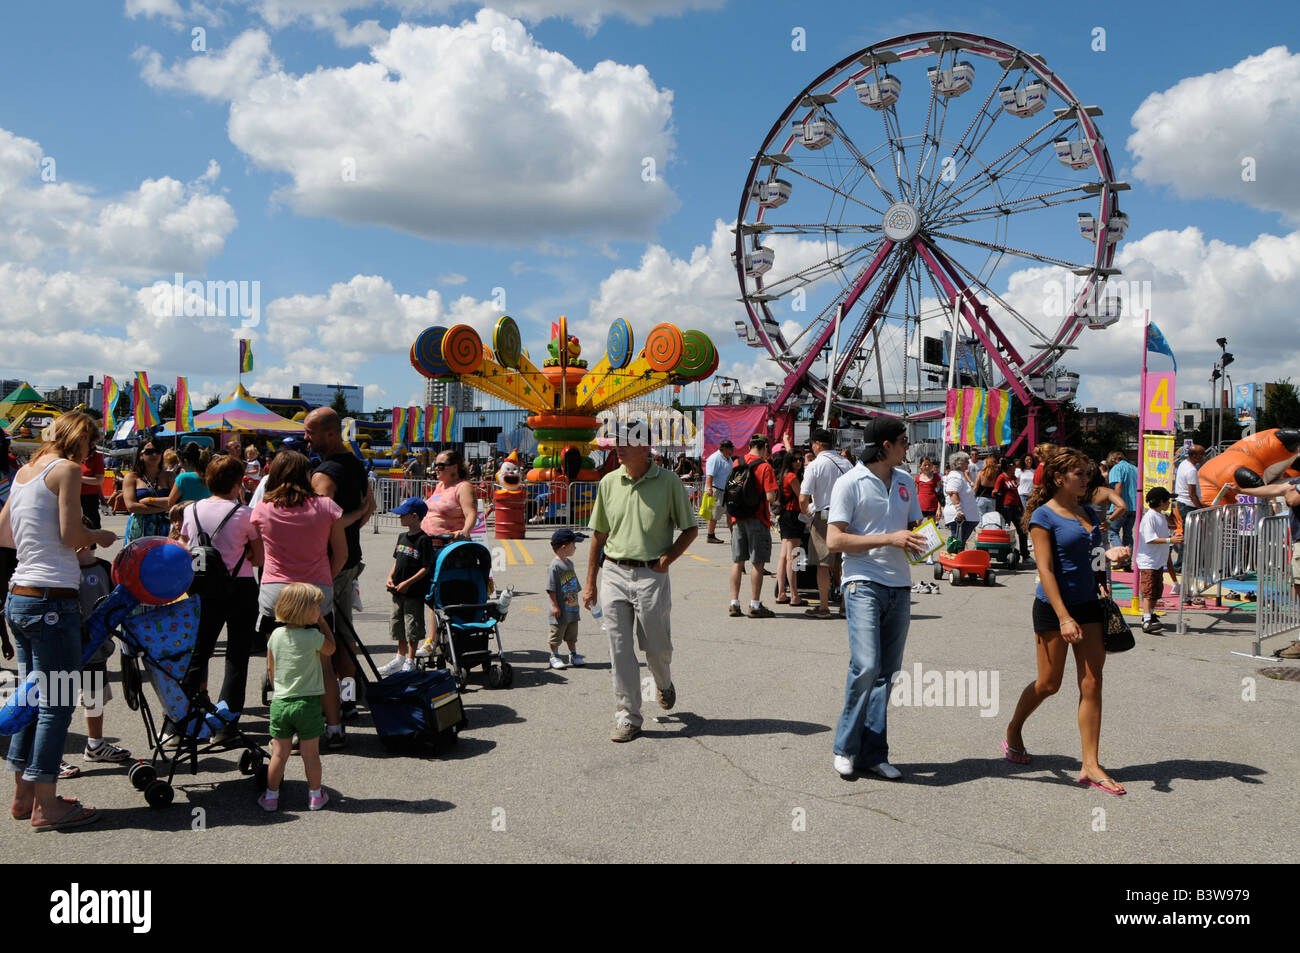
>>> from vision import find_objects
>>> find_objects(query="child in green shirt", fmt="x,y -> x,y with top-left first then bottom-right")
260,583 -> 335,812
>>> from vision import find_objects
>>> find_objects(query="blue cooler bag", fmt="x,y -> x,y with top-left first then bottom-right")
366,669 -> 467,753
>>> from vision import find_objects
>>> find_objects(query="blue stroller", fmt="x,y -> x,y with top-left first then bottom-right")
420,540 -> 514,690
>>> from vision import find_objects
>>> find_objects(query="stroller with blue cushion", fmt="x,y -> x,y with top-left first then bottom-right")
419,540 -> 514,690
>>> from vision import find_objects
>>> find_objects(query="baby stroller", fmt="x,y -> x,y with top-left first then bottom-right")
974,511 -> 1022,570
418,540 -> 514,691
111,589 -> 271,806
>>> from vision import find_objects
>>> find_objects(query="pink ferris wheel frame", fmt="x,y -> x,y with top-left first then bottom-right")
735,31 -> 1124,422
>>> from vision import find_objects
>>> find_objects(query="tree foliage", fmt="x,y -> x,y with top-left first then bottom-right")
1259,379 -> 1300,431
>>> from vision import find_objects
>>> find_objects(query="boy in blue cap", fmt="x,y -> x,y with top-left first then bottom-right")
380,496 -> 433,675
546,528 -> 587,669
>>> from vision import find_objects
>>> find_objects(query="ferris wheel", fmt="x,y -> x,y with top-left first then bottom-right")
735,32 -> 1129,422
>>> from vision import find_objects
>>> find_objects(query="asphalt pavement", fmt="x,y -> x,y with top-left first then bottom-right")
3,514 -> 1295,863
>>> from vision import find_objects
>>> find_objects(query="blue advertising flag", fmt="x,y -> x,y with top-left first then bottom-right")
1145,322 -> 1177,371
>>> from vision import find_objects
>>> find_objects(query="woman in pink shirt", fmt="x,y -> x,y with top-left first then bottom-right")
422,450 -> 477,541
251,452 -> 346,729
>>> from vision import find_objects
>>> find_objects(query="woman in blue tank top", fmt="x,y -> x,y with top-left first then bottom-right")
1003,446 -> 1126,796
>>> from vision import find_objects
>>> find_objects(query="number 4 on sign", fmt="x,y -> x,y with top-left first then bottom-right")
1142,372 -> 1176,432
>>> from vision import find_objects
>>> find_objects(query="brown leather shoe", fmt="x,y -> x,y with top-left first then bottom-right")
748,605 -> 775,619
728,604 -> 743,617
1276,641 -> 1300,659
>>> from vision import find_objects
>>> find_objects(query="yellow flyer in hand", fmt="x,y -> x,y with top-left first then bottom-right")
907,519 -> 944,565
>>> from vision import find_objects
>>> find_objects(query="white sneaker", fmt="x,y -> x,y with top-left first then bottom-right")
569,652 -> 586,667
549,654 -> 568,670
866,761 -> 902,780
377,657 -> 404,676
400,657 -> 417,672
833,754 -> 855,777
910,583 -> 927,593
413,638 -> 434,659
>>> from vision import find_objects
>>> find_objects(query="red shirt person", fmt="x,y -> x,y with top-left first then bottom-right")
727,434 -> 780,618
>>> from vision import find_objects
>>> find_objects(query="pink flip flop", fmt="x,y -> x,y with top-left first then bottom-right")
1078,776 -> 1126,796
1000,739 -> 1031,764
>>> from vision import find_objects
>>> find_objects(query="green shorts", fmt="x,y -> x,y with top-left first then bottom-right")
269,695 -> 325,741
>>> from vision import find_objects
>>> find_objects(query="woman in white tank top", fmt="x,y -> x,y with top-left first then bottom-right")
0,412 -> 117,830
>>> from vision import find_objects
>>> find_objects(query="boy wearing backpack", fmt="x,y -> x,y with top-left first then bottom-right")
725,434 -> 779,618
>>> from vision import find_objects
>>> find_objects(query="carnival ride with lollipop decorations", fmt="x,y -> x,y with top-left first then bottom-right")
409,315 -> 717,537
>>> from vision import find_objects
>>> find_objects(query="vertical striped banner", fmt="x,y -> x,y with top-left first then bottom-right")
175,377 -> 195,432
405,406 -> 418,445
239,338 -> 254,373
438,405 -> 455,442
423,404 -> 436,443
133,372 -> 159,429
391,406 -> 407,445
102,376 -> 119,432
946,387 -> 1012,446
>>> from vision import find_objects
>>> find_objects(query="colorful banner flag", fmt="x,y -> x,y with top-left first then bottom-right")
945,388 -> 1012,446
423,405 -> 436,443
102,376 -> 119,432
174,377 -> 195,432
133,372 -> 160,429
391,406 -> 408,446
408,405 -> 423,445
239,338 -> 254,373
437,405 -> 455,442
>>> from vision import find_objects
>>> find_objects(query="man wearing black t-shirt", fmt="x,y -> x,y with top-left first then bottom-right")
306,407 -> 376,746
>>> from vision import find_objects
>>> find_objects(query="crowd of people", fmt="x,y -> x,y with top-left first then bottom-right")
4,406 -> 1296,825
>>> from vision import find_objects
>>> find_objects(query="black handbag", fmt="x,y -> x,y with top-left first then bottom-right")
1099,593 -> 1135,653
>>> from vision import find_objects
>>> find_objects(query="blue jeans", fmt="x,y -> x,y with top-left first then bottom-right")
4,594 -> 81,784
833,581 -> 911,766
1111,511 -> 1135,552
947,519 -> 976,548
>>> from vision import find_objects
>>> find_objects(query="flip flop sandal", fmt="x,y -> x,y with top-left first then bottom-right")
1078,776 -> 1126,796
32,797 -> 100,832
775,596 -> 791,605
1000,739 -> 1031,764
789,600 -> 807,607
11,808 -> 31,821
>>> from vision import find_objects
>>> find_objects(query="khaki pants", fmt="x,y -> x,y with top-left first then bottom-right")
600,560 -> 673,729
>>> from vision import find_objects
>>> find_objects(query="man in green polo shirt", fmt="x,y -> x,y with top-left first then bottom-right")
583,421 -> 698,742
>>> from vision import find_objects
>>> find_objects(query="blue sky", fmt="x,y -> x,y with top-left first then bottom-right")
2,0 -> 1298,417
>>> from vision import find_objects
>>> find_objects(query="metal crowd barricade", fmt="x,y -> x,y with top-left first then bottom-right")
1176,501 -> 1281,637
369,478 -> 497,533
1237,512 -> 1300,659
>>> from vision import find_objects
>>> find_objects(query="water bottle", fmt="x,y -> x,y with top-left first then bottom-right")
589,604 -> 607,632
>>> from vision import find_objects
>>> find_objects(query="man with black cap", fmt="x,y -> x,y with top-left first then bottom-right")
800,426 -> 852,619
703,438 -> 735,543
583,419 -> 697,742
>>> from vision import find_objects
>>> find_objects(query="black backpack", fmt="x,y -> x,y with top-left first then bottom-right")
189,502 -> 248,598
722,460 -> 763,519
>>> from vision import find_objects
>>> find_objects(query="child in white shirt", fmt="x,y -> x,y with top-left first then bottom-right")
1135,487 -> 1181,633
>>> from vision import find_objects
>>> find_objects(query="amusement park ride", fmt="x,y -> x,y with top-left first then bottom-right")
730,31 -> 1130,452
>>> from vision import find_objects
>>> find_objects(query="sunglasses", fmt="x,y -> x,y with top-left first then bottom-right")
433,462 -> 454,469
142,447 -> 160,455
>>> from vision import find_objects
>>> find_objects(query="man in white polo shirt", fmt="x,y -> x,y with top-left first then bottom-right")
827,417 -> 927,780
799,427 -> 852,619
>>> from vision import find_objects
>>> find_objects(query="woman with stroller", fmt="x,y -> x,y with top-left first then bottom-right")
1004,447 -> 1125,795
1,411 -> 117,830
251,452 -> 348,747
421,450 -> 477,543
122,440 -> 174,542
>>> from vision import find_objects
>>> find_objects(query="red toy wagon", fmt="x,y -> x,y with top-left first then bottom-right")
933,548 -> 995,586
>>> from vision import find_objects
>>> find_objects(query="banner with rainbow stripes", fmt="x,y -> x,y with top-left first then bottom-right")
133,371 -> 160,429
102,376 -> 120,432
391,406 -> 408,446
945,387 -> 1013,446
175,377 -> 196,432
434,405 -> 454,442
239,338 -> 254,373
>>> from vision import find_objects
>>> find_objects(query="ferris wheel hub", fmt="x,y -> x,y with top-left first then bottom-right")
882,201 -> 922,242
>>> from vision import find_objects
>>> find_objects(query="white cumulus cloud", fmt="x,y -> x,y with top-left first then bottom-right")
134,12 -> 679,243
1128,46 -> 1300,220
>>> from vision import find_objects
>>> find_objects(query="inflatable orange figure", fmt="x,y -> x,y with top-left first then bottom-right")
1198,428 -> 1300,503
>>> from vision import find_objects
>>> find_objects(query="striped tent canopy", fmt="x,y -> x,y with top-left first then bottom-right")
159,383 -> 305,435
